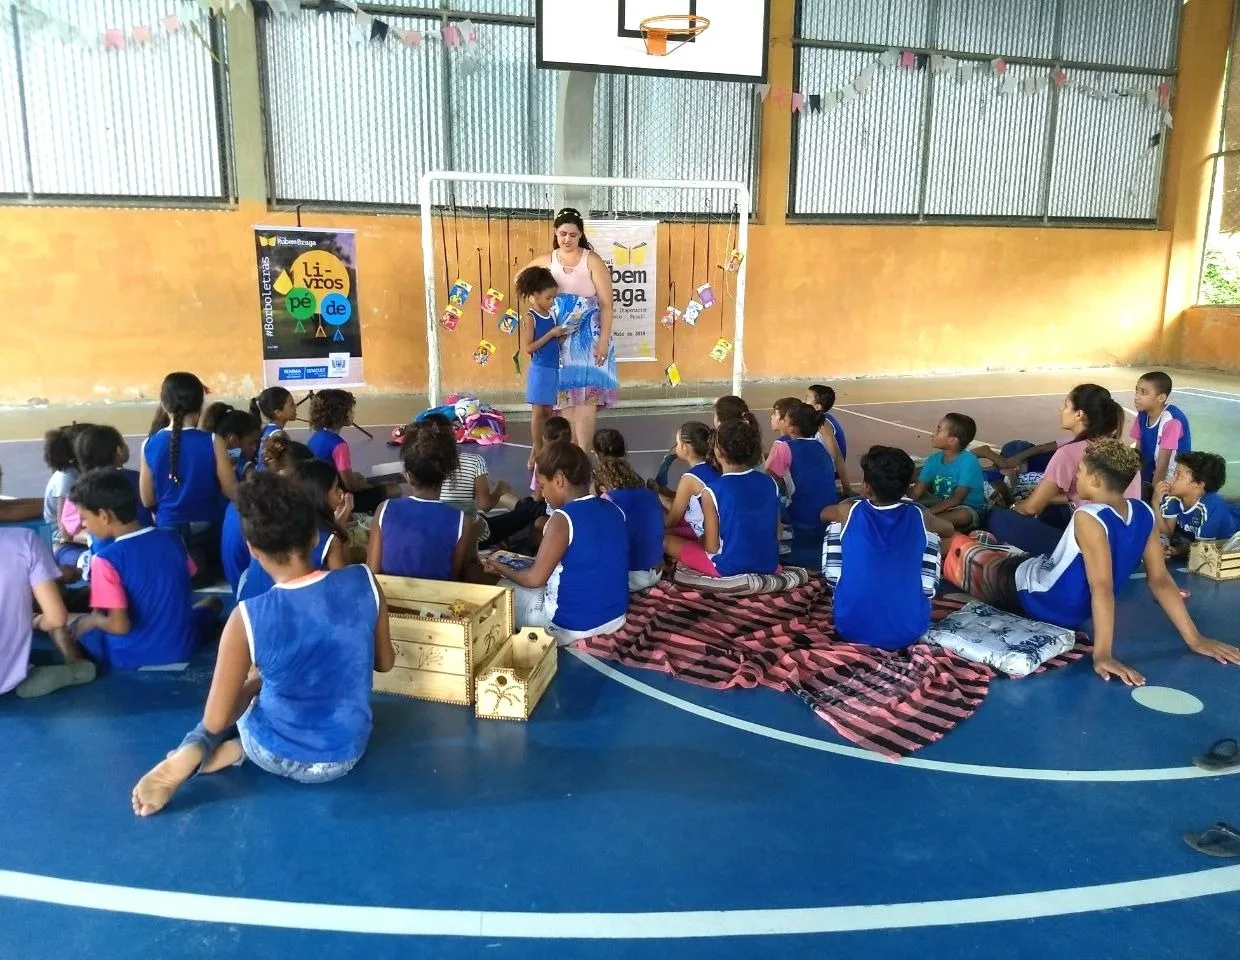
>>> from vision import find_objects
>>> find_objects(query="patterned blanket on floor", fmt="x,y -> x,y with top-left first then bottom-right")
577,579 -> 1089,758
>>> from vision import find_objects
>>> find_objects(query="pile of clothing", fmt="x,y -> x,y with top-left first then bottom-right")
389,395 -> 507,447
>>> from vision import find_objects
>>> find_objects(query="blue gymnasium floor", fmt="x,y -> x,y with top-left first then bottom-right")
2,385 -> 1240,960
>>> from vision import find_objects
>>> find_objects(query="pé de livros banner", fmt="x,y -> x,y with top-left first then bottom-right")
586,219 -> 658,362
254,225 -> 364,389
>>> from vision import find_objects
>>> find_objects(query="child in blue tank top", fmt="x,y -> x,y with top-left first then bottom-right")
238,457 -> 351,600
593,428 -> 664,592
945,440 -> 1240,686
518,266 -> 567,471
822,446 -> 945,650
669,420 -> 779,577
369,421 -> 471,581
67,469 -> 219,670
483,442 -> 628,645
1130,371 -> 1191,491
660,421 -> 720,545
130,472 -> 396,816
204,403 -> 263,483
140,373 -> 237,582
806,383 -> 853,496
250,386 -> 297,472
768,399 -> 837,568
307,389 -> 400,515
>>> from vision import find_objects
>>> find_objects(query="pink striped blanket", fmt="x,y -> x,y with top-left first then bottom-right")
577,579 -> 1088,758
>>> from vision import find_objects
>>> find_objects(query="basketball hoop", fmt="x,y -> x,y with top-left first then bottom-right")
639,14 -> 710,57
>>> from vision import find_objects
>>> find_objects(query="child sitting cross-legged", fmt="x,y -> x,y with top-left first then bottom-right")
1154,451 -> 1239,553
909,412 -> 987,530
69,469 -> 219,670
482,442 -> 629,646
661,421 -> 719,540
944,439 -> 1240,686
821,446 -> 947,650
130,472 -> 395,817
1131,370 -> 1191,496
592,428 -> 665,592
368,421 -> 472,581
307,389 -> 401,514
667,419 -> 781,577
805,383 -> 853,496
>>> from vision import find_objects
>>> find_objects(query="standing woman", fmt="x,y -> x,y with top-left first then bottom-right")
522,208 -> 617,449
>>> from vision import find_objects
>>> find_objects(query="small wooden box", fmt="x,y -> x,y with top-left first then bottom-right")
374,576 -> 514,705
474,629 -> 557,721
1188,540 -> 1240,581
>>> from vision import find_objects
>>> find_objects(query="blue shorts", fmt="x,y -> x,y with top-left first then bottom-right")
525,363 -> 559,407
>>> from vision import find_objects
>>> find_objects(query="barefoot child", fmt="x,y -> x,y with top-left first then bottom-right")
593,428 -> 664,591
368,422 -> 472,581
69,469 -> 218,670
130,473 -> 395,817
945,440 -> 1240,685
518,266 -> 566,470
482,442 -> 628,645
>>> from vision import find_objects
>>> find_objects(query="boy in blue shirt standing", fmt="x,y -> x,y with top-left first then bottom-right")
909,413 -> 987,530
1154,451 -> 1240,552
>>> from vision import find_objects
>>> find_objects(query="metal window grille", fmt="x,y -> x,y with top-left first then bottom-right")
791,0 -> 1179,223
1,0 -> 231,202
260,3 -> 759,215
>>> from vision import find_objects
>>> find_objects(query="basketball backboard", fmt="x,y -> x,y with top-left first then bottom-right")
536,0 -> 769,84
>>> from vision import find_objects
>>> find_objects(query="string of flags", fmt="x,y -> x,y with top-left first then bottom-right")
758,47 -> 1176,130
15,0 -> 483,65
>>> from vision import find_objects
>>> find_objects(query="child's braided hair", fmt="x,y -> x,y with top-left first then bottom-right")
154,373 -> 206,485
592,428 -> 646,491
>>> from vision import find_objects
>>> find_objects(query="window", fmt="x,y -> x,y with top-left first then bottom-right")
1,0 -> 231,202
791,0 -> 1179,222
260,3 -> 758,214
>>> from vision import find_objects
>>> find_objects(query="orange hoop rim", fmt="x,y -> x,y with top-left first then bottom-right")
639,14 -> 710,54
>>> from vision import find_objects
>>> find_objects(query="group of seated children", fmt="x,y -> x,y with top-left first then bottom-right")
2,364 -> 1238,815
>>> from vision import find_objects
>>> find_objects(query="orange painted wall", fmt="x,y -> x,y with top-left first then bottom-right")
1168,305 -> 1240,371
0,0 -> 1227,406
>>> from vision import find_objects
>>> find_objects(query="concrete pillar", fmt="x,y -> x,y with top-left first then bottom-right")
554,70 -> 597,213
224,6 -> 269,204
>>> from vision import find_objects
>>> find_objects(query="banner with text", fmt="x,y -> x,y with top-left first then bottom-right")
254,225 -> 364,389
586,219 -> 658,362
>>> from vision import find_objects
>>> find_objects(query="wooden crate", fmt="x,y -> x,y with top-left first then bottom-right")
1188,540 -> 1240,581
474,629 -> 557,721
373,576 -> 514,705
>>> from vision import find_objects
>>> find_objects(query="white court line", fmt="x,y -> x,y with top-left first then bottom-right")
833,406 -> 932,438
566,650 -> 1238,783
1179,388 -> 1240,405
841,392 -> 1063,407
3,864 -> 1240,938
500,441 -> 669,455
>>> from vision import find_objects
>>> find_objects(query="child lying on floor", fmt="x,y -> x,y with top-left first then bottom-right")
944,439 -> 1240,686
130,472 -> 395,817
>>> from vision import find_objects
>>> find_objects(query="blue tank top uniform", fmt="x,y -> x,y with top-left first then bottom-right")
823,412 -> 848,462
1161,492 -> 1240,542
377,496 -> 465,581
545,496 -> 629,635
525,309 -> 561,407
1134,406 -> 1191,485
825,500 -> 938,650
608,486 -> 666,574
238,564 -> 381,765
221,502 -> 249,595
79,527 -> 205,669
307,430 -> 346,465
683,462 -> 721,538
778,436 -> 838,569
1015,500 -> 1154,629
143,427 -> 222,526
237,528 -> 335,602
706,470 -> 781,576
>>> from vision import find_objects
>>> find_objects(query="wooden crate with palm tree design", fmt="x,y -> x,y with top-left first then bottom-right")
474,630 -> 557,721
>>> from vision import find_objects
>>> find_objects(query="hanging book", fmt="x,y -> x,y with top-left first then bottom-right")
665,362 -> 682,387
481,288 -> 505,315
448,279 -> 473,307
440,305 -> 463,330
473,339 -> 496,365
498,308 -> 519,335
696,283 -> 716,308
661,305 -> 682,328
710,338 -> 734,363
723,249 -> 745,273
682,299 -> 704,326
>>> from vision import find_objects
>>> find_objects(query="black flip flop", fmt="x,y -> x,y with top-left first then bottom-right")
1184,822 -> 1240,858
1193,738 -> 1240,771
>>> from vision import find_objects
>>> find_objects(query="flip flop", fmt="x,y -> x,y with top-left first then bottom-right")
1183,822 -> 1240,858
1193,738 -> 1240,771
